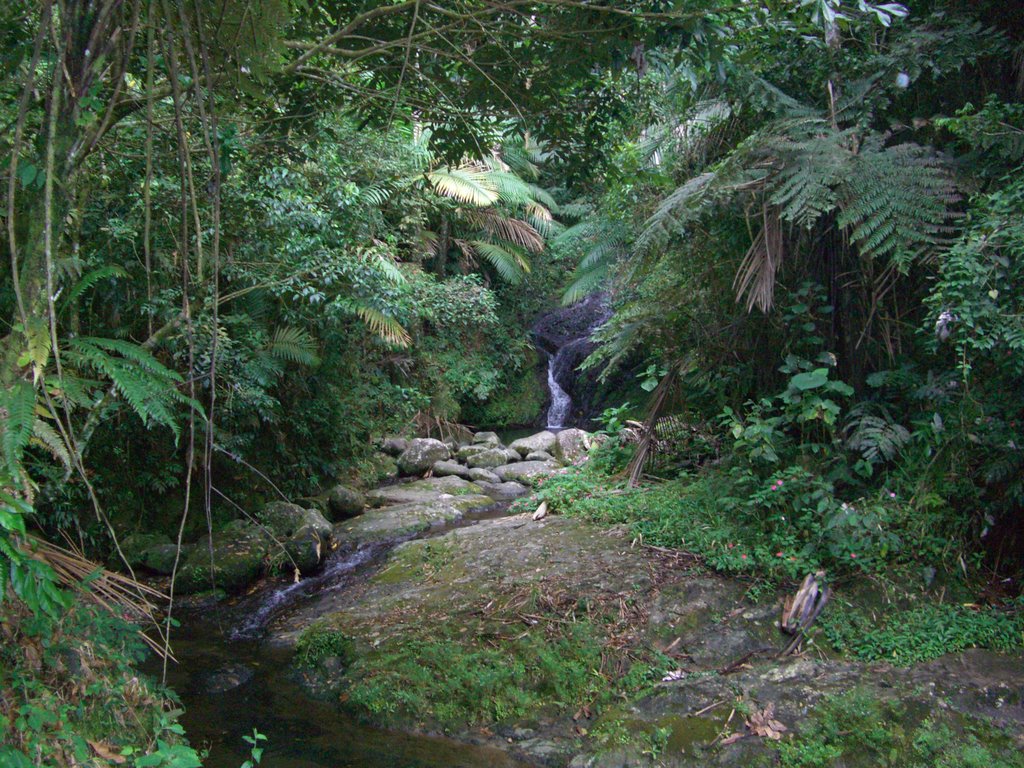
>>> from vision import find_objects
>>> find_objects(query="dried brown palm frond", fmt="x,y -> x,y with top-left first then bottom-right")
625,359 -> 691,487
27,534 -> 173,660
733,205 -> 784,313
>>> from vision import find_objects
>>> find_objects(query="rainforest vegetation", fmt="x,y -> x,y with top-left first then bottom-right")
1,0 -> 1023,766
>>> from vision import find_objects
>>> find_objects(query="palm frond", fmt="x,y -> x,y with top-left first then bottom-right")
469,210 -> 545,253
342,301 -> 411,346
467,240 -> 530,284
427,164 -> 499,206
267,327 -> 321,367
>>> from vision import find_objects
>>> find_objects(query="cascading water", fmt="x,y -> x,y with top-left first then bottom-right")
533,294 -> 611,430
545,355 -> 572,429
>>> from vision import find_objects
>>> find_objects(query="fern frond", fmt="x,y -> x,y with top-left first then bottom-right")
267,327 -> 321,367
30,419 -> 72,470
562,264 -> 609,306
635,171 -> 717,254
62,266 -> 128,311
468,210 -> 545,253
1,382 -> 37,476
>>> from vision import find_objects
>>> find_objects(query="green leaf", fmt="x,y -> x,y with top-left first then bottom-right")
789,369 -> 830,390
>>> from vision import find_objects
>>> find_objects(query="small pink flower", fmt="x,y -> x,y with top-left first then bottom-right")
776,551 -> 784,557
850,553 -> 857,559
777,480 -> 784,486
889,492 -> 896,499
740,554 -> 747,560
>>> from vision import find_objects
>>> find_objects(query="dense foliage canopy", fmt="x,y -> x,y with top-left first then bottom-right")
1,0 -> 1022,764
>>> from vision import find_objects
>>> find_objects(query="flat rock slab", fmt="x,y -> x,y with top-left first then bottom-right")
494,460 -> 561,483
332,500 -> 465,547
367,476 -> 483,506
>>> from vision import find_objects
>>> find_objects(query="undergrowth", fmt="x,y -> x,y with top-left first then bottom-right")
818,601 -> 1024,665
0,596 -> 202,768
517,443 -> 1024,663
770,688 -> 1024,768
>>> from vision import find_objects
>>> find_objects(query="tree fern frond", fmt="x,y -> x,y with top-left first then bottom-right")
635,171 -> 717,254
72,337 -> 183,380
267,327 -> 321,367
468,211 -> 545,253
488,171 -> 538,205
562,264 -> 609,305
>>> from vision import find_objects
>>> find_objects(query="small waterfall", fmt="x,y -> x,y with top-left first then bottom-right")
546,355 -> 572,429
533,294 -> 611,430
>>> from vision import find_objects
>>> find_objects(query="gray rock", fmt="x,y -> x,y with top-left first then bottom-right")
432,460 -> 474,480
202,664 -> 254,694
467,467 -> 500,484
467,447 -> 513,468
178,525 -> 269,594
494,460 -> 560,483
503,447 -> 522,463
259,502 -> 332,543
525,450 -> 554,462
509,430 -> 557,457
397,438 -> 450,475
456,444 -> 490,460
553,428 -> 593,464
478,481 -> 531,500
120,532 -> 171,570
143,543 -> 186,575
327,484 -> 365,520
285,524 -> 324,574
472,431 -> 502,447
367,476 -> 484,507
380,436 -> 409,456
333,500 -> 465,546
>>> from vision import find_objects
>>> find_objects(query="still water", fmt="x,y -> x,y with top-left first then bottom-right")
152,620 -> 532,768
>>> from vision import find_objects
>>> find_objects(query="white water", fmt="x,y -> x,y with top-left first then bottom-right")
229,544 -> 381,640
546,354 -> 572,429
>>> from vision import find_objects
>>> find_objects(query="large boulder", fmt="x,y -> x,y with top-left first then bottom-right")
494,460 -> 561,484
284,525 -> 325,574
327,484 -> 365,520
467,467 -> 500,484
456,444 -> 491,461
397,438 -> 450,475
467,448 -> 513,469
525,450 -> 554,462
553,428 -> 593,464
120,532 -> 170,570
432,460 -> 473,480
472,431 -> 502,447
259,502 -> 332,543
380,436 -> 409,456
509,431 -> 557,457
177,524 -> 269,594
119,533 -> 187,575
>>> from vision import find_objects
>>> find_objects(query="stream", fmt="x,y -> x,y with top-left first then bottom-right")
150,509 -> 537,768
150,295 -> 614,767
